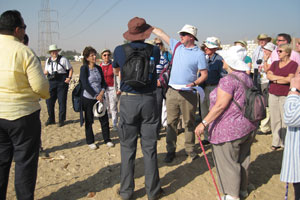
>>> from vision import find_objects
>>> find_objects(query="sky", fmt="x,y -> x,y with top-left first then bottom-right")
0,0 -> 300,56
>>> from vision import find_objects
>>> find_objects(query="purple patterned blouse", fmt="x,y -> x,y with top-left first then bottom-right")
208,71 -> 257,144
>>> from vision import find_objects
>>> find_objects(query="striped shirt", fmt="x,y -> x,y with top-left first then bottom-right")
156,53 -> 169,78
280,94 -> 300,182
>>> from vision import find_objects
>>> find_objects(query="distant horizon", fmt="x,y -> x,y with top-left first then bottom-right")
1,0 -> 299,56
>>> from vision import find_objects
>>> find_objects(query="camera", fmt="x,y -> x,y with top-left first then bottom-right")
47,72 -> 57,80
256,59 -> 263,65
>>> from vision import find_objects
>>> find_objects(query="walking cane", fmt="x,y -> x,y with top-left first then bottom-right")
197,136 -> 222,200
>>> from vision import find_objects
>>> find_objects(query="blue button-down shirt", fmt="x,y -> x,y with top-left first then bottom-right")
205,53 -> 224,85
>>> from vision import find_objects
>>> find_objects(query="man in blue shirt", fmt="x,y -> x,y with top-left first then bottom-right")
112,17 -> 162,200
153,24 -> 208,163
200,37 -> 224,145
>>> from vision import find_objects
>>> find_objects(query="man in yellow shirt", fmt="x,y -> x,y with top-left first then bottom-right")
0,10 -> 50,200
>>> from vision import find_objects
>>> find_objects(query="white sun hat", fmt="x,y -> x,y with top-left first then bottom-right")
93,101 -> 107,117
263,42 -> 276,52
177,24 -> 198,41
204,37 -> 221,49
48,44 -> 61,53
216,46 -> 249,71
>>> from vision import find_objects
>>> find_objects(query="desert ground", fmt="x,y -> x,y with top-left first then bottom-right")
6,61 -> 292,200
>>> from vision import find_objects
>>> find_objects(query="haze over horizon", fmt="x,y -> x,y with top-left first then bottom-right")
1,0 -> 299,56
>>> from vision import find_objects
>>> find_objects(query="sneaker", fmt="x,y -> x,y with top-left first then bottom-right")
57,121 -> 64,127
106,141 -> 115,147
164,152 -> 176,163
45,119 -> 55,126
239,190 -> 248,198
88,143 -> 98,150
219,195 -> 240,200
148,188 -> 165,200
186,151 -> 199,160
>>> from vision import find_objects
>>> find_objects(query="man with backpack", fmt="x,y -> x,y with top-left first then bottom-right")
152,24 -> 208,163
112,17 -> 163,200
44,44 -> 73,127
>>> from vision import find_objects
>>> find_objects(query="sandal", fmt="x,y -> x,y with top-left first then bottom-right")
271,146 -> 281,151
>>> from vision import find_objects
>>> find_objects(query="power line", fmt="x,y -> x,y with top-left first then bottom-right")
61,0 -> 122,40
62,0 -> 95,28
60,0 -> 79,18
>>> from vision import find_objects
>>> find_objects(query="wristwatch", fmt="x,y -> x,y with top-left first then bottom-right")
202,120 -> 208,127
289,88 -> 300,93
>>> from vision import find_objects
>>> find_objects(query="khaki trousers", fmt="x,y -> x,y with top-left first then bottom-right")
212,131 -> 256,197
166,88 -> 197,153
269,93 -> 286,147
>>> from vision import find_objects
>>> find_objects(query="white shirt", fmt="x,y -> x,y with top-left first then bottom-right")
45,56 -> 72,74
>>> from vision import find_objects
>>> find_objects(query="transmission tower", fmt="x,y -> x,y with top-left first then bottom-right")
38,0 -> 59,57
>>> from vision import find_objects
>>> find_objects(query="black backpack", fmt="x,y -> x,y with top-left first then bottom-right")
72,81 -> 82,112
121,43 -> 154,88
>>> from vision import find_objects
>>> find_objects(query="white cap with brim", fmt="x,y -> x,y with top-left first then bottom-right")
263,42 -> 276,52
48,44 -> 61,53
217,46 -> 250,72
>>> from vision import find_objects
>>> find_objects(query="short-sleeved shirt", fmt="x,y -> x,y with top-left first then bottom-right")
112,41 -> 160,93
168,38 -> 207,86
244,56 -> 252,64
271,48 -> 300,66
205,53 -> 223,85
45,56 -> 72,74
268,60 -> 298,96
208,71 -> 257,144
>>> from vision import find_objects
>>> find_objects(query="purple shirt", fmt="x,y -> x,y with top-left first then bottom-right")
208,71 -> 257,144
271,47 -> 300,66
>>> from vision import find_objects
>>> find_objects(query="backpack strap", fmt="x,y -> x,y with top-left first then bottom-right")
170,42 -> 181,66
123,43 -> 153,58
228,73 -> 246,112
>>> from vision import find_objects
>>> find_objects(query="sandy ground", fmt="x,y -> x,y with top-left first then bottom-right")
6,62 -> 291,200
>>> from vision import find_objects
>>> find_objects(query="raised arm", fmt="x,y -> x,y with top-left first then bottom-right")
152,27 -> 170,46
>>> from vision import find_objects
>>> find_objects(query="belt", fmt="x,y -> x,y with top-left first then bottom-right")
121,92 -> 154,96
169,86 -> 193,92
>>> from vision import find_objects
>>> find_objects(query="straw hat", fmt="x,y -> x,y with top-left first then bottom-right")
257,34 -> 272,42
48,44 -> 61,53
123,17 -> 153,41
177,24 -> 198,41
216,46 -> 249,71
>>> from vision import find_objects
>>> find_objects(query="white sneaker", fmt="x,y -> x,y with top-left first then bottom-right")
106,141 -> 114,147
88,143 -> 98,150
219,195 -> 240,200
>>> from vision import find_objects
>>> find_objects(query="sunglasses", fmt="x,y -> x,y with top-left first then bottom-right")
277,50 -> 284,53
103,54 -> 110,57
19,24 -> 26,30
180,32 -> 189,37
155,43 -> 162,46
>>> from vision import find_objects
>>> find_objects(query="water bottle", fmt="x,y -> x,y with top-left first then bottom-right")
149,56 -> 155,81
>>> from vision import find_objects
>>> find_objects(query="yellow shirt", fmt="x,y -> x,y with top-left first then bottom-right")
0,34 -> 50,120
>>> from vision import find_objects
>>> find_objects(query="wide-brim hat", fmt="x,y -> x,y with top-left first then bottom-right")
263,42 -> 276,52
177,24 -> 198,41
48,44 -> 61,53
93,101 -> 107,117
123,17 -> 153,41
203,37 -> 221,49
216,46 -> 249,72
257,34 -> 272,42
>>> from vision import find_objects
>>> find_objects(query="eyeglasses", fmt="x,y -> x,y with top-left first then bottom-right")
19,24 -> 26,30
103,54 -> 110,57
89,54 -> 96,57
155,43 -> 162,46
180,32 -> 189,37
277,39 -> 286,42
277,50 -> 284,53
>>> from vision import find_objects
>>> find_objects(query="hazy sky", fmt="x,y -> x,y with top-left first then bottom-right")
1,0 -> 300,56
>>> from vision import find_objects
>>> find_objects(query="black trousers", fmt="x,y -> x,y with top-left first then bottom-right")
294,182 -> 300,200
155,87 -> 164,133
0,110 -> 41,200
46,74 -> 69,123
82,97 -> 111,144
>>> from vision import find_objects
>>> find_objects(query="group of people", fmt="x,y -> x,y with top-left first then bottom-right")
1,10 -> 300,200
